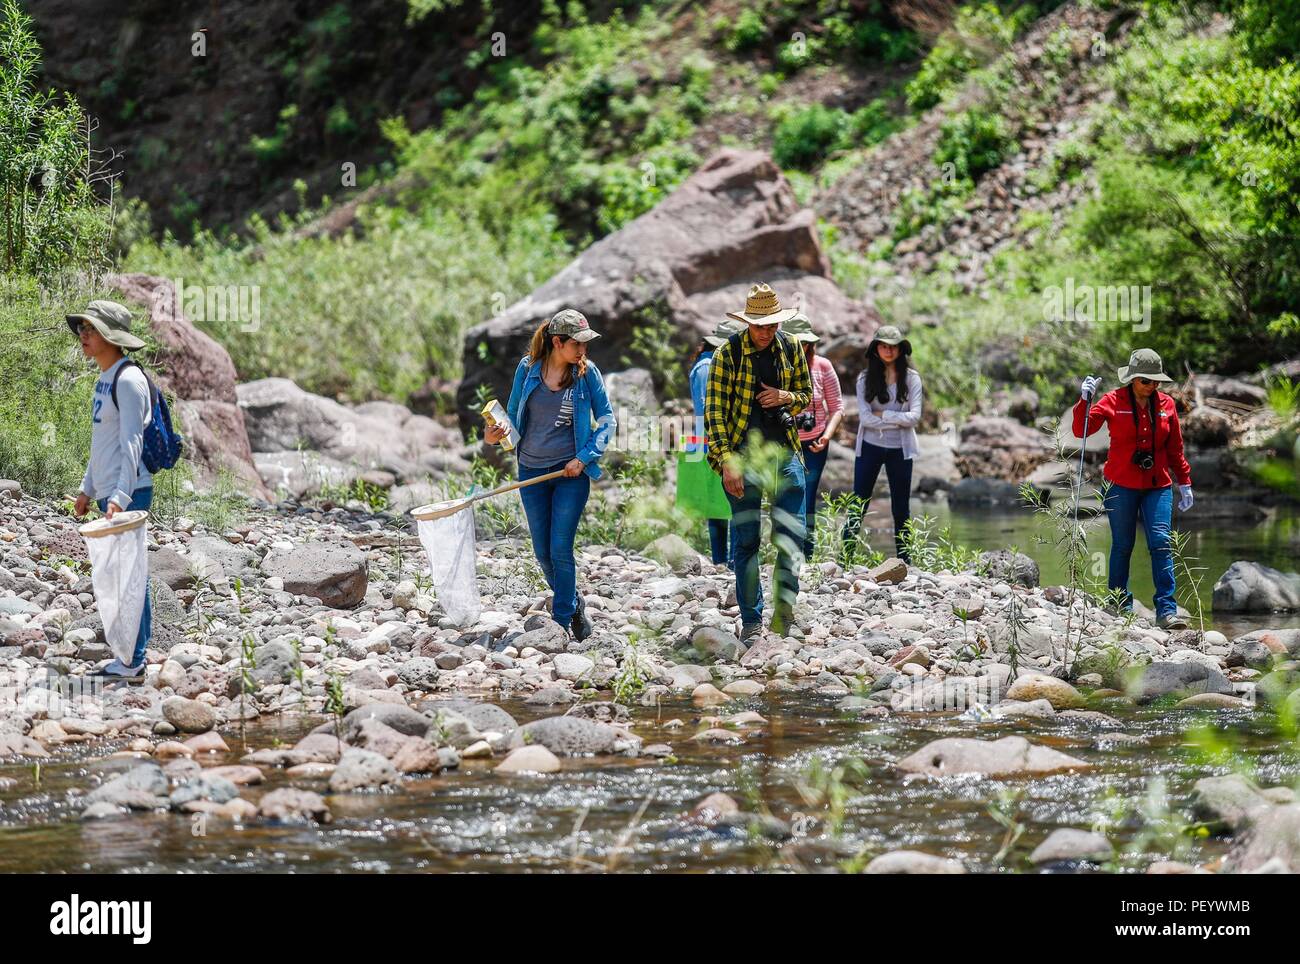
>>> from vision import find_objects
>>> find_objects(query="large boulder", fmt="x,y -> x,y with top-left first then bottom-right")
896,736 -> 1089,778
508,716 -> 622,757
954,416 -> 1055,481
456,148 -> 880,434
1212,561 -> 1300,612
1132,661 -> 1234,704
108,273 -> 270,500
261,541 -> 368,608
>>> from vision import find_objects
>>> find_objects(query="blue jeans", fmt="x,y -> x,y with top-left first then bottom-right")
96,486 -> 153,667
727,450 -> 806,626
801,440 -> 829,558
707,518 -> 733,568
846,442 -> 914,561
517,462 -> 590,628
1104,483 -> 1176,618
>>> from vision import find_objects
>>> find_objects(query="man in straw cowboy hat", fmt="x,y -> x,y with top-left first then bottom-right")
68,300 -> 156,677
704,283 -> 812,642
1074,348 -> 1194,629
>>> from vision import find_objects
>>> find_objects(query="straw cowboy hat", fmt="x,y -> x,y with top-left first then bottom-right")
66,300 -> 145,351
782,312 -> 820,344
726,283 -> 799,326
1117,347 -> 1173,385
867,324 -> 911,356
703,318 -> 746,348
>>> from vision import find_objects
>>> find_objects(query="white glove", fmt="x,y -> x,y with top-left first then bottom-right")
1177,485 -> 1193,512
1080,376 -> 1101,401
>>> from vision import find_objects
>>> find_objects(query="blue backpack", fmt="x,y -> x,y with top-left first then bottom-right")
110,359 -> 185,473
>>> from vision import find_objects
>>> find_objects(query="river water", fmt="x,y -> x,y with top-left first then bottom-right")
1,503 -> 1297,873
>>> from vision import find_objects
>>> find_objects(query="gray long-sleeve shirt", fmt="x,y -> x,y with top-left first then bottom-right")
81,358 -> 153,509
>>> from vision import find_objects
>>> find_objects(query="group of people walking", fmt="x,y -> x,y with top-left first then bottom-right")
69,283 -> 1196,677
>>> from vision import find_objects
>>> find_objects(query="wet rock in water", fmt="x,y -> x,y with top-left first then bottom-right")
1254,669 -> 1300,707
566,701 -> 629,724
162,696 -> 217,734
1005,673 -> 1084,710
509,716 -> 621,756
723,679 -> 765,697
1177,693 -> 1248,710
257,788 -> 332,824
326,703 -> 433,743
525,686 -> 580,707
991,699 -> 1056,721
81,801 -> 127,821
170,773 -> 240,811
261,541 -> 368,609
1227,636 -> 1276,671
433,700 -> 518,738
1233,628 -> 1300,661
288,732 -> 345,764
897,736 -> 1089,778
1192,775 -> 1278,833
692,683 -> 730,707
1029,828 -> 1113,865
692,626 -> 745,662
1222,803 -> 1300,873
85,763 -> 169,810
496,744 -> 561,774
979,549 -> 1040,588
687,792 -> 739,823
863,850 -> 967,874
353,718 -> 418,760
329,748 -> 398,792
391,740 -> 458,774
1212,561 -> 1300,613
1134,662 -> 1233,704
425,707 -> 482,749
553,652 -> 595,682
0,733 -> 50,759
692,728 -> 745,744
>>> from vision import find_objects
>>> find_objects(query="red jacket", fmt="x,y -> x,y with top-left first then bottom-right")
1072,387 -> 1192,490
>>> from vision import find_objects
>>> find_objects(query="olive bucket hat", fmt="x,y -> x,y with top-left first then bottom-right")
1117,347 -> 1172,385
549,308 -> 600,343
782,312 -> 820,344
726,283 -> 799,326
703,318 -> 745,348
66,300 -> 145,351
867,324 -> 911,357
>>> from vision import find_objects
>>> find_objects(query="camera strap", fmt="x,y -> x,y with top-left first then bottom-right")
1126,384 -> 1157,452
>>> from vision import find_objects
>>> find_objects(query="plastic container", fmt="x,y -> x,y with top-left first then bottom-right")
481,399 -> 519,451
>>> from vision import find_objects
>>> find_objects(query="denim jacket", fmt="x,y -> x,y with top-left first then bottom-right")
506,356 -> 617,480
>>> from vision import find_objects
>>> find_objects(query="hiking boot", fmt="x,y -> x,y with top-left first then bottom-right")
739,622 -> 763,644
1157,613 -> 1189,630
96,658 -> 144,679
770,607 -> 794,638
570,593 -> 593,643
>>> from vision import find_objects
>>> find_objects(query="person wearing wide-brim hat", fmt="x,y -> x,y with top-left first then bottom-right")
485,308 -> 616,643
1075,348 -> 1193,629
783,313 -> 844,560
686,318 -> 745,568
68,300 -> 155,678
704,283 -> 812,642
844,324 -> 924,564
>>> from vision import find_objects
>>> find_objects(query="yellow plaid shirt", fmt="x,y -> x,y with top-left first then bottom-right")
704,328 -> 812,475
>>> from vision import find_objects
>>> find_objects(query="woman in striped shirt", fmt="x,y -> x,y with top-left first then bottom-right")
783,314 -> 843,559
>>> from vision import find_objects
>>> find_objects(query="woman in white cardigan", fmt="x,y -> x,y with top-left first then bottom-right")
843,325 -> 923,563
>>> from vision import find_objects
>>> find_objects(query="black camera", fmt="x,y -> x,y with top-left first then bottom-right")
1131,449 -> 1155,471
796,409 -> 816,432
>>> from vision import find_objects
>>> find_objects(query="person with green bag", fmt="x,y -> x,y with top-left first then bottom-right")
684,319 -> 744,568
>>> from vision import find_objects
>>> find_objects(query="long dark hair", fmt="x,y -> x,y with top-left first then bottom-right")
860,345 -> 912,404
527,321 -> 587,389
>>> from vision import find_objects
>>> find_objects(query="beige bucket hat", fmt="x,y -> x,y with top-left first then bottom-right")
66,300 -> 145,351
726,283 -> 799,326
1117,347 -> 1172,385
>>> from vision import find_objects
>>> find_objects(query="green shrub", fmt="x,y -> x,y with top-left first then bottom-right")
772,103 -> 849,169
934,108 -> 1012,181
727,9 -> 767,52
905,2 -> 1030,111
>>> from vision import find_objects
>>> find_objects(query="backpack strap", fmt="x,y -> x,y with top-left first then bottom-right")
110,358 -> 156,410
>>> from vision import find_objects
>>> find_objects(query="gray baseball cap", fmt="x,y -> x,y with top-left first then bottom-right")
67,300 -> 145,350
704,319 -> 745,348
782,312 -> 820,344
549,308 -> 600,343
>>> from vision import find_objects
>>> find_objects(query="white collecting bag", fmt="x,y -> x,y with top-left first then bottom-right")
416,508 -> 481,627
81,513 -> 150,664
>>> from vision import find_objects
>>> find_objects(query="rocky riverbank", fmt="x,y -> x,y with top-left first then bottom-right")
3,486 -> 1300,873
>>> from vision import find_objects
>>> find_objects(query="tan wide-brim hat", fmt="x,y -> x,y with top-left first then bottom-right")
703,319 -> 745,348
867,324 -> 911,356
782,312 -> 819,344
725,283 -> 799,326
1117,347 -> 1173,384
67,299 -> 146,351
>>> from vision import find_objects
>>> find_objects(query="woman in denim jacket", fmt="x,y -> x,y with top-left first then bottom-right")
485,309 -> 616,641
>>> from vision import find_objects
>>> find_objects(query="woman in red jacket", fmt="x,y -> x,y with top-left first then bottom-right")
1073,348 -> 1194,629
